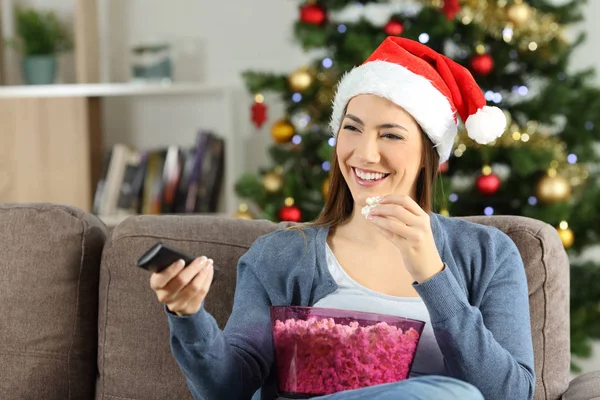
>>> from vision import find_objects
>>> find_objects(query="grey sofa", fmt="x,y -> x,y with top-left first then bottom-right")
0,203 -> 598,400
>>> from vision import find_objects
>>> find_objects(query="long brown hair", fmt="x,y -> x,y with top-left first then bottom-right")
309,128 -> 440,229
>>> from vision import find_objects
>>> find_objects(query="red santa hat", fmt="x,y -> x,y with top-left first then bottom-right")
330,36 -> 506,164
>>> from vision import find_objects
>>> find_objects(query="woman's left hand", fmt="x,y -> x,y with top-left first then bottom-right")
367,194 -> 445,283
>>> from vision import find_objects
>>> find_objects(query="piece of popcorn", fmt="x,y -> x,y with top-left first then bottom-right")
366,196 -> 381,206
361,196 -> 381,219
361,205 -> 372,218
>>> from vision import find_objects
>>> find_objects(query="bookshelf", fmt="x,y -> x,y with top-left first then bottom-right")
0,82 -> 247,218
0,82 -> 235,98
0,2 -> 248,219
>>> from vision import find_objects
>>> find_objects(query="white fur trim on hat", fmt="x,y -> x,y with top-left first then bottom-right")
329,60 -> 457,163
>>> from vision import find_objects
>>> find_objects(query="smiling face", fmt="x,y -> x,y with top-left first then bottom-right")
335,94 -> 424,207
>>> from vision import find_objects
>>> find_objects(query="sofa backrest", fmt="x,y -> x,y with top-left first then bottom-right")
0,203 -> 107,400
97,213 -> 570,400
461,216 -> 570,400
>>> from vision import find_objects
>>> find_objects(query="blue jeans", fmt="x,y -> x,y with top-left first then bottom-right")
310,376 -> 484,400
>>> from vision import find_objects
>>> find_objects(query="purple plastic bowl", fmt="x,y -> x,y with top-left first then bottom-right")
270,306 -> 425,398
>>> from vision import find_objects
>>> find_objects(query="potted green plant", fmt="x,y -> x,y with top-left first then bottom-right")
6,6 -> 73,85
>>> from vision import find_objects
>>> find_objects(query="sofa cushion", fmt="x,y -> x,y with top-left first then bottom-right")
462,216 -> 570,400
0,203 -> 107,400
96,214 -> 280,400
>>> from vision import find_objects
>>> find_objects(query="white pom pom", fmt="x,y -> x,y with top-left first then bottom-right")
465,106 -> 507,144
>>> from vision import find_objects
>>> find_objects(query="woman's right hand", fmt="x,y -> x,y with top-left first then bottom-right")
150,256 -> 214,316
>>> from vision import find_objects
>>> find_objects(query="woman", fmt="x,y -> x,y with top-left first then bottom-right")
150,37 -> 535,400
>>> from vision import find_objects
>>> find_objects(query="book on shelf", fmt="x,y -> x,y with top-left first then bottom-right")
92,130 -> 225,220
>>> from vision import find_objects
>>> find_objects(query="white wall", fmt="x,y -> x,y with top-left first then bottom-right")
103,0 -> 310,85
569,0 -> 600,83
2,0 -> 600,374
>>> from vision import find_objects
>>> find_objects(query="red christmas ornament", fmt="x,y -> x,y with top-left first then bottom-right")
384,19 -> 404,36
279,205 -> 302,222
300,4 -> 326,25
476,173 -> 501,195
438,161 -> 449,173
251,100 -> 267,128
470,54 -> 494,76
442,0 -> 461,20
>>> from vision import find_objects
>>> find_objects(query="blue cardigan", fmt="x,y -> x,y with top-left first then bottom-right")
166,213 -> 535,400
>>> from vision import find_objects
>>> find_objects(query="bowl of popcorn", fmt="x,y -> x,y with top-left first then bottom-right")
270,306 -> 425,398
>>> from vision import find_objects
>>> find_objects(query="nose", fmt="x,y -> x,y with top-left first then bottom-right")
355,134 -> 380,164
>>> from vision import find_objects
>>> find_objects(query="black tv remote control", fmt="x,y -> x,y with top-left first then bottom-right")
137,242 -> 218,281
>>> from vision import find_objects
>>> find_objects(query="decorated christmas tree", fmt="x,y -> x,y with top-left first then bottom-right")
234,0 -> 600,369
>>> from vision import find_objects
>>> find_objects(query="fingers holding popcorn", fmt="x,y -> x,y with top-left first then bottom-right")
367,201 -> 421,229
362,194 -> 443,282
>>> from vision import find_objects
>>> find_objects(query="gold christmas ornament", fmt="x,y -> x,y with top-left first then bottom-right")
536,168 -> 571,204
440,208 -> 450,217
288,66 -> 313,92
556,221 -> 574,248
234,204 -> 253,220
271,119 -> 295,143
262,171 -> 283,193
322,176 -> 330,199
507,2 -> 532,26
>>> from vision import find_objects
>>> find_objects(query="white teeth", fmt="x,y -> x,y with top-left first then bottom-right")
355,168 -> 386,181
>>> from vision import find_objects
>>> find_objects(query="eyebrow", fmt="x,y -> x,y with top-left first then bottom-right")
343,114 -> 408,132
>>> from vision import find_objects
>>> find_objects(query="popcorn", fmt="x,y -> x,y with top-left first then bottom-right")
366,196 -> 381,206
361,196 -> 382,219
272,316 -> 420,396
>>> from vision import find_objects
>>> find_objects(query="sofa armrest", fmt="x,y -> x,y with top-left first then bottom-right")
563,371 -> 600,400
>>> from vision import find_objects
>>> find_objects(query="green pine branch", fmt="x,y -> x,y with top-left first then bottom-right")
528,0 -> 587,24
570,260 -> 600,366
241,71 -> 288,94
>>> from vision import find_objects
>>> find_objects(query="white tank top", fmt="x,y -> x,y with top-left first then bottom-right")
274,244 -> 446,399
